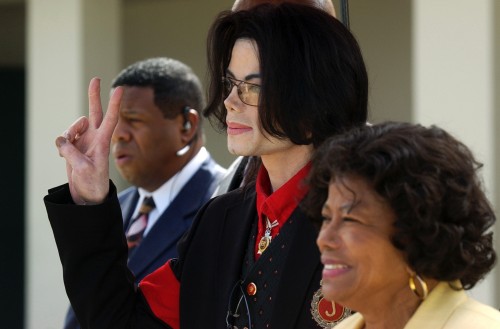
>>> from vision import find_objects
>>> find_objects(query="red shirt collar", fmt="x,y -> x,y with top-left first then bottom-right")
255,162 -> 311,231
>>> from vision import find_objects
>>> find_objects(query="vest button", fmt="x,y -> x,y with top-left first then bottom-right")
246,282 -> 257,296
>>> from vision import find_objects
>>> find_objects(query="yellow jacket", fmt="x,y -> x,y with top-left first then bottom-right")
334,281 -> 500,328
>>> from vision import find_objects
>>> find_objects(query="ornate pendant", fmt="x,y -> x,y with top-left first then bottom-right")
257,217 -> 278,255
257,235 -> 271,255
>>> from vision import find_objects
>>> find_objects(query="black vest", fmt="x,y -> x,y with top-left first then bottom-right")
228,215 -> 300,328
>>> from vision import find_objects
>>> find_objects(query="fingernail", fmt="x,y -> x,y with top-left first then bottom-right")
63,130 -> 70,140
55,136 -> 66,148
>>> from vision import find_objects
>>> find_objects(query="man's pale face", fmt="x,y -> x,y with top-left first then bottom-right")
223,39 -> 295,158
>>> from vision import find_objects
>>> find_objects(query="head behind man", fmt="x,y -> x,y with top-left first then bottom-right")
111,57 -> 205,192
232,0 -> 336,16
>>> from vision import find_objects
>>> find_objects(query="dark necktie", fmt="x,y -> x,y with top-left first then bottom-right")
126,196 -> 156,251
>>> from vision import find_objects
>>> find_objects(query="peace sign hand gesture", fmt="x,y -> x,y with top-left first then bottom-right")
55,78 -> 123,205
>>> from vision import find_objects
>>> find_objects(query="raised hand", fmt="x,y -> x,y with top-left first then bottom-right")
55,78 -> 123,205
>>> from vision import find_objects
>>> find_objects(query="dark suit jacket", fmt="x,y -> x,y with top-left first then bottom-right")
62,156 -> 225,329
47,179 -> 322,329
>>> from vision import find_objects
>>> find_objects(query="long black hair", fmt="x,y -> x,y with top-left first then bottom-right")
204,3 -> 368,148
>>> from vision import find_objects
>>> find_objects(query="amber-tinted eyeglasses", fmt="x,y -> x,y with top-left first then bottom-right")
222,76 -> 261,106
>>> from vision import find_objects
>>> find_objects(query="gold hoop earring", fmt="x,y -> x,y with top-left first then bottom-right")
409,274 -> 428,300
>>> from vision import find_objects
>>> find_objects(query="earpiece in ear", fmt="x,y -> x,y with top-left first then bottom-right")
182,106 -> 191,131
177,106 -> 195,156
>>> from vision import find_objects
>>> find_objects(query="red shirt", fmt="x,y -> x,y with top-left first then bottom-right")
254,162 -> 311,259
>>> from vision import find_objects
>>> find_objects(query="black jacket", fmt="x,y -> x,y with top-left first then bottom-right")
45,182 -> 323,329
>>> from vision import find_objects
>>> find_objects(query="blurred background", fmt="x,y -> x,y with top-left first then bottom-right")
0,0 -> 498,328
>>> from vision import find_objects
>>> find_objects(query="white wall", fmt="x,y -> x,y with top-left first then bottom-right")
492,0 -> 500,305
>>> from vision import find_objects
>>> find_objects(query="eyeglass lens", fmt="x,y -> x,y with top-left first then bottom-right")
222,77 -> 260,106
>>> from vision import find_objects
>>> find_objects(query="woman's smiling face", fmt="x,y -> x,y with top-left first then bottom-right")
316,175 -> 410,310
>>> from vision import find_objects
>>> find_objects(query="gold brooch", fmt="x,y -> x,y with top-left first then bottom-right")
311,286 -> 353,328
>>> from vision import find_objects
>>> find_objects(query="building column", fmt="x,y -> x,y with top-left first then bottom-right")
26,1 -> 120,328
494,0 -> 500,307
413,0 -> 498,307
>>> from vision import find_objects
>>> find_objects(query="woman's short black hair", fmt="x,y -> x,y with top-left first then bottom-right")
305,121 -> 497,289
204,3 -> 368,148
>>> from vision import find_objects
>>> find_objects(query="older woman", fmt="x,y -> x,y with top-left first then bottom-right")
306,121 -> 500,328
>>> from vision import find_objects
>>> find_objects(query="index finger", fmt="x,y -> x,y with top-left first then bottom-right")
88,77 -> 103,129
99,86 -> 123,143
